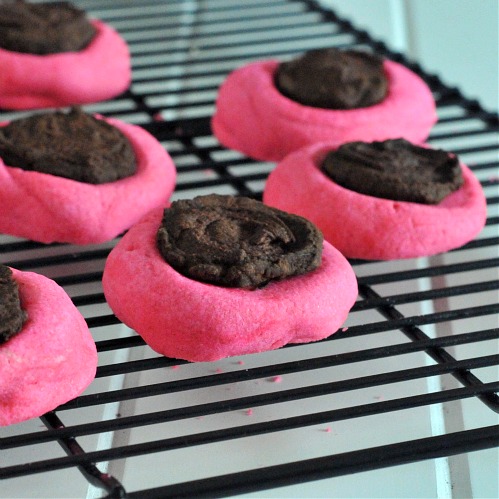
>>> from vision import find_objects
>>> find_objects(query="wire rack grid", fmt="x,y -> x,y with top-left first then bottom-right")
0,1 -> 498,498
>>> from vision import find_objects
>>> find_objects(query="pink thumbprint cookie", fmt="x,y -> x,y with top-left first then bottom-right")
263,140 -> 486,260
212,49 -> 436,161
0,109 -> 176,244
1,267 -> 97,426
103,195 -> 358,362
0,1 -> 131,109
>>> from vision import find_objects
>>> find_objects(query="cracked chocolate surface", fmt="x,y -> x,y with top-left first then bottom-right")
0,107 -> 136,184
157,194 -> 323,289
0,265 -> 27,344
0,1 -> 96,55
274,48 -> 388,109
321,139 -> 464,204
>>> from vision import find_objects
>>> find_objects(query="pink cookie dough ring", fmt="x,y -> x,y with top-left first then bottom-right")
263,143 -> 487,260
1,268 -> 97,426
0,20 -> 131,110
0,117 -> 177,245
212,59 -> 437,162
103,208 -> 358,362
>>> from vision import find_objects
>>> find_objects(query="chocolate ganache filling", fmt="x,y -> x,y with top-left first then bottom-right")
0,1 -> 96,55
0,265 -> 27,344
0,107 -> 136,184
321,139 -> 464,204
157,194 -> 323,289
274,48 -> 388,109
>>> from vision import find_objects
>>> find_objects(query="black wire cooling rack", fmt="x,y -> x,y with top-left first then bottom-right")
1,1 -> 498,498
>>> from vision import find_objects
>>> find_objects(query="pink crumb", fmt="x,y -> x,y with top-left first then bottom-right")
152,112 -> 164,121
270,375 -> 283,383
245,409 -> 253,416
170,365 -> 180,370
324,427 -> 332,433
342,327 -> 349,332
237,360 -> 245,365
215,368 -> 224,374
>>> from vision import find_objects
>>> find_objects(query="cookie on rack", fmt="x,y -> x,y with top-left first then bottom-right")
263,139 -> 487,260
212,48 -> 437,161
0,107 -> 176,245
103,195 -> 358,362
0,265 -> 97,426
0,1 -> 131,110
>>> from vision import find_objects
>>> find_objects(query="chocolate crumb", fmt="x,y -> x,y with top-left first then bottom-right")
321,139 -> 464,204
274,48 -> 388,109
0,1 -> 96,55
157,195 -> 323,289
0,107 -> 136,184
0,265 -> 27,344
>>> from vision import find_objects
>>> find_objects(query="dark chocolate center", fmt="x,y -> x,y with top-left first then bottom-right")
321,139 -> 464,204
157,194 -> 323,289
274,48 -> 388,109
0,1 -> 96,55
0,107 -> 137,184
0,265 -> 27,344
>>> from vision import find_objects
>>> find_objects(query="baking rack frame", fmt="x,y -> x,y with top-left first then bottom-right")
0,1 -> 498,498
